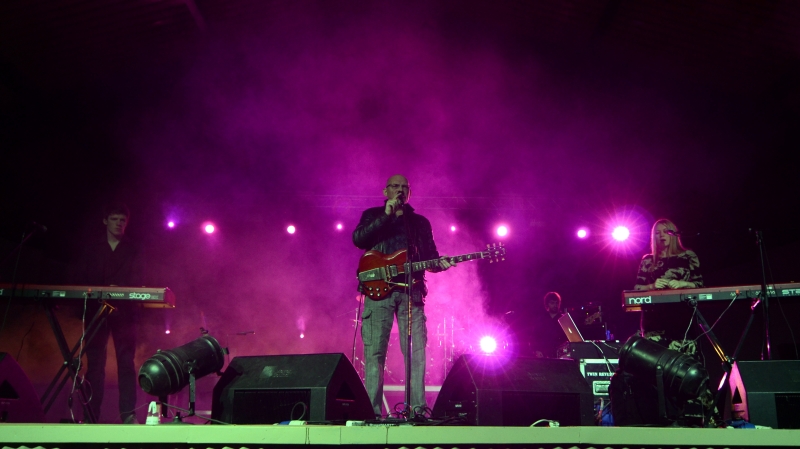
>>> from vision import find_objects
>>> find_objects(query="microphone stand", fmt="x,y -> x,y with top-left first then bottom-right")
755,230 -> 771,360
0,226 -> 45,340
2,230 -> 40,266
400,200 -> 416,420
707,230 -> 773,419
725,229 -> 773,361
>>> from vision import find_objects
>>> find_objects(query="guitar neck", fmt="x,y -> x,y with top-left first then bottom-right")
411,252 -> 486,272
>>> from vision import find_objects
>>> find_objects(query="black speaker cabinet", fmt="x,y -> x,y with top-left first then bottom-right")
0,353 -> 45,423
432,354 -> 594,426
728,360 -> 800,429
211,353 -> 373,424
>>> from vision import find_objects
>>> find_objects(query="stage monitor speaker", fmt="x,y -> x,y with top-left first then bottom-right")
211,353 -> 373,424
728,360 -> 800,429
432,354 -> 594,426
0,353 -> 45,423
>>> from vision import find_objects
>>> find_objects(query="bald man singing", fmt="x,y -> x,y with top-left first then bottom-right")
353,175 -> 455,419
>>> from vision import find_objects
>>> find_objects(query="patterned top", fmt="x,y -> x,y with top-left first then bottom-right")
634,250 -> 703,290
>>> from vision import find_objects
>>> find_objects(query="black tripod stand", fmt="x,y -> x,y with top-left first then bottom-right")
688,229 -> 779,420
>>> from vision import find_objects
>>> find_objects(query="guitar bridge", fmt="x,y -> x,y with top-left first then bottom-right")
384,265 -> 408,288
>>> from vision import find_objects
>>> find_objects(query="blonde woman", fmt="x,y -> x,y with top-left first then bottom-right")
634,219 -> 703,291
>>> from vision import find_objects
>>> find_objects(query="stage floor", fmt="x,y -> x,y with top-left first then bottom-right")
2,423 -> 799,449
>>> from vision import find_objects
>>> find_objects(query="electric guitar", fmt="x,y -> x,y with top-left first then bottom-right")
357,243 -> 506,300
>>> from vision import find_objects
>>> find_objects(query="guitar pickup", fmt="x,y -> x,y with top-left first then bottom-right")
388,265 -> 399,277
358,268 -> 384,282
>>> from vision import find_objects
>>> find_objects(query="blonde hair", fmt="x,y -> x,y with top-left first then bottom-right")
650,218 -> 688,263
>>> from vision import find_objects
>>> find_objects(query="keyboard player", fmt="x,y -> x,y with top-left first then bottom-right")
633,218 -> 703,342
67,202 -> 145,424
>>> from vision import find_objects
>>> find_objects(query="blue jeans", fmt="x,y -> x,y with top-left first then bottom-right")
361,291 -> 427,417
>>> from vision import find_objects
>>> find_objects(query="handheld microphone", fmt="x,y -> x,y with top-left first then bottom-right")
396,192 -> 406,207
31,222 -> 48,233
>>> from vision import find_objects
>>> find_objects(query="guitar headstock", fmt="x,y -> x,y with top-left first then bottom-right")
483,243 -> 506,263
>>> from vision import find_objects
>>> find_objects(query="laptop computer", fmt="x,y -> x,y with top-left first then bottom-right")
558,313 -> 584,343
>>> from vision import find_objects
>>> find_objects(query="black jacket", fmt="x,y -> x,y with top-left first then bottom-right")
69,236 -> 146,287
353,204 -> 440,297
67,236 -> 146,315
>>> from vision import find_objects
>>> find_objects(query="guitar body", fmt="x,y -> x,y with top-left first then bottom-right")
357,248 -> 414,300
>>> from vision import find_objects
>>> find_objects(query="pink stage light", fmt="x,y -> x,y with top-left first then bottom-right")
496,225 -> 509,237
577,228 -> 588,239
450,225 -> 456,232
599,206 -> 653,255
300,333 -> 305,339
479,336 -> 498,354
287,225 -> 296,234
336,223 -> 343,230
464,326 -> 513,365
612,226 -> 630,241
204,223 -> 215,234
165,329 -> 171,335
167,221 -> 175,229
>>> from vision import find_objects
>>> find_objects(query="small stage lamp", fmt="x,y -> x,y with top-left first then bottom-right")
618,336 -> 708,401
138,335 -> 227,420
612,336 -> 710,426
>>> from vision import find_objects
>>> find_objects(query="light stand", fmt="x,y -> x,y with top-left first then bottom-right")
163,362 -> 198,424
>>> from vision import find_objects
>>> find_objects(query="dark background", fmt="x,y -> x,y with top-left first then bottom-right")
1,0 -> 798,421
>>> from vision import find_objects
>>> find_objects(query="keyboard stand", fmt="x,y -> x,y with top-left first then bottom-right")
40,300 -> 115,423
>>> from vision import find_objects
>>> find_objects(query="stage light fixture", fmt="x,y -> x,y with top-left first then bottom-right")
138,335 -> 226,398
479,336 -> 498,354
612,226 -> 630,241
618,336 -> 708,401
